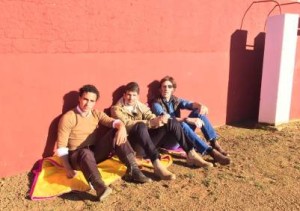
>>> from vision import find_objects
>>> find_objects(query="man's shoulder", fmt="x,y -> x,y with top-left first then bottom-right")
136,101 -> 153,114
91,109 -> 106,117
136,100 -> 147,107
111,105 -> 121,113
59,109 -> 77,126
136,100 -> 149,109
62,109 -> 77,118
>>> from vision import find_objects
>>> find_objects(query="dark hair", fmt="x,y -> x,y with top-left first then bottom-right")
124,82 -> 140,94
79,84 -> 100,100
159,76 -> 177,89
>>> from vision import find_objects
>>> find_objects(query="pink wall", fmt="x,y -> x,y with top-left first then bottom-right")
0,1 -> 299,177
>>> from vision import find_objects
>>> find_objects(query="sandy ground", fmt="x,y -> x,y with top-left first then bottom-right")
1,121 -> 300,211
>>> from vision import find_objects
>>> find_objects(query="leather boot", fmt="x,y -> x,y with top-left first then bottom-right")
210,140 -> 228,156
187,149 -> 213,168
121,153 -> 152,183
209,149 -> 231,165
96,186 -> 113,202
90,177 -> 112,202
152,159 -> 176,180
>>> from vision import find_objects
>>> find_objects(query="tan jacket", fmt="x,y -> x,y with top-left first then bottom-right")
111,98 -> 158,132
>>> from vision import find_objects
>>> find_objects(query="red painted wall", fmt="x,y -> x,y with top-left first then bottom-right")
0,1 -> 299,177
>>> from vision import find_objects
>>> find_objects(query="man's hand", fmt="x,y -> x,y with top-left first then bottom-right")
194,118 -> 204,128
60,155 -> 77,178
199,105 -> 208,115
185,117 -> 204,128
150,116 -> 165,127
160,114 -> 170,124
114,124 -> 128,146
65,168 -> 77,178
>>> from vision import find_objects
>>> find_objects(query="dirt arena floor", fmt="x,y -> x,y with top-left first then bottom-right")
1,121 -> 300,211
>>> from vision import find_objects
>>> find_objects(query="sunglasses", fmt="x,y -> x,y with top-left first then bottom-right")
162,85 -> 173,89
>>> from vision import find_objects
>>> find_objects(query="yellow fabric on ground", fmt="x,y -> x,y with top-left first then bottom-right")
135,154 -> 173,168
30,154 -> 173,200
30,156 -> 127,200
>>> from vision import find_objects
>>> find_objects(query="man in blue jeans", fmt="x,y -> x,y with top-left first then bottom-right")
152,76 -> 230,165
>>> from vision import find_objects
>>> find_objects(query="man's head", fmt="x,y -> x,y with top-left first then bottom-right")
78,84 -> 100,113
123,82 -> 140,106
159,76 -> 176,100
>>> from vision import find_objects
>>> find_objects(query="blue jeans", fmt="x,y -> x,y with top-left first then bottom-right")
181,109 -> 218,154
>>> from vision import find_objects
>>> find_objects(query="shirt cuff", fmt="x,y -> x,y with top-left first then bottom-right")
112,119 -> 122,128
56,147 -> 69,157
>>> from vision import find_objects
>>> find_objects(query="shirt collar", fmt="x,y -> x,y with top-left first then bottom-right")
76,106 -> 92,117
119,98 -> 138,115
162,95 -> 174,103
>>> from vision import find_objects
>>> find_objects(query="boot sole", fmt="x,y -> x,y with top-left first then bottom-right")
187,160 -> 214,168
154,170 -> 176,180
98,187 -> 113,202
216,158 -> 231,165
123,175 -> 153,183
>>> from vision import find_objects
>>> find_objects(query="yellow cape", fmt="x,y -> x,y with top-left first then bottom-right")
29,154 -> 172,200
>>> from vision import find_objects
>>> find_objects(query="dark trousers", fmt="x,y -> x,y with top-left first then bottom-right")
128,119 -> 193,161
69,129 -> 134,186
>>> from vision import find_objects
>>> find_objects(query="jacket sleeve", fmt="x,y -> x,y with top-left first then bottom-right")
179,98 -> 194,110
140,103 -> 157,120
151,102 -> 165,116
139,103 -> 164,129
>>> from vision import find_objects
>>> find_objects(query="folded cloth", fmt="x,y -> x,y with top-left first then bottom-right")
160,147 -> 187,158
135,154 -> 173,168
30,154 -> 173,200
29,156 -> 126,200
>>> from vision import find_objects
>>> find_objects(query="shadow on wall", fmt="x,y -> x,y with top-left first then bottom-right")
100,85 -> 126,137
42,91 -> 79,158
103,85 -> 125,116
147,80 -> 160,106
226,30 -> 265,125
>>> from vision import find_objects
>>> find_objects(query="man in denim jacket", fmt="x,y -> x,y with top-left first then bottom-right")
152,76 -> 230,165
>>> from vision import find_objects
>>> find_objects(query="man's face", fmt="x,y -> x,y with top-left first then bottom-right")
160,80 -> 174,99
123,91 -> 139,106
78,92 -> 97,112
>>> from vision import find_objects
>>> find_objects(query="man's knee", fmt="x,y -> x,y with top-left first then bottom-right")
78,148 -> 94,160
168,118 -> 182,128
133,122 -> 148,132
189,109 -> 200,118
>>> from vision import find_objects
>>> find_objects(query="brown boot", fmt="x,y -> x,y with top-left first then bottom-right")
122,153 -> 152,183
187,149 -> 213,168
209,149 -> 230,165
96,186 -> 113,202
90,178 -> 112,202
210,140 -> 228,156
152,159 -> 176,180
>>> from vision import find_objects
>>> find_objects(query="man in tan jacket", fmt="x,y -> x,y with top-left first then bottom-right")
56,84 -> 151,202
111,82 -> 213,181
